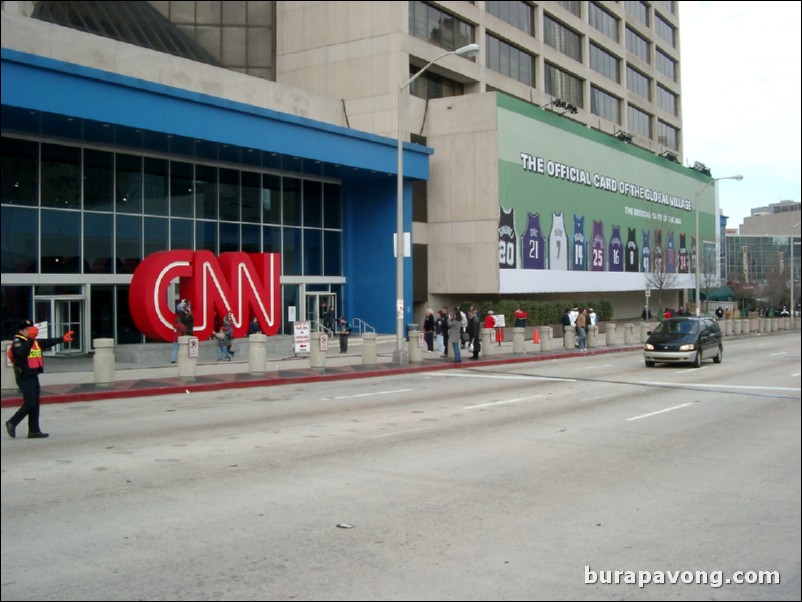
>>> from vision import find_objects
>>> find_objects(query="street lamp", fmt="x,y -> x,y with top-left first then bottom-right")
791,221 -> 801,329
694,175 -> 743,315
394,42 -> 480,364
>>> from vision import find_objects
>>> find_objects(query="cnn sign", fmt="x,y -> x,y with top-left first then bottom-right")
129,250 -> 281,342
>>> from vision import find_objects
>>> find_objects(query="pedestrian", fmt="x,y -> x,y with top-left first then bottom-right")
170,315 -> 186,363
576,308 -> 588,351
214,326 -> 233,361
6,319 -> 74,439
514,307 -> 528,328
560,308 -> 572,335
223,310 -> 235,356
468,308 -> 482,360
179,300 -> 194,334
448,311 -> 462,363
423,308 -> 435,352
439,307 -> 450,357
337,316 -> 352,353
248,316 -> 261,335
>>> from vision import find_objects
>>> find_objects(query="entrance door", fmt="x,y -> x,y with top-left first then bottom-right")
305,293 -> 336,333
33,298 -> 82,354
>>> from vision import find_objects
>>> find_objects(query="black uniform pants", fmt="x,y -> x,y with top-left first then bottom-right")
10,375 -> 42,434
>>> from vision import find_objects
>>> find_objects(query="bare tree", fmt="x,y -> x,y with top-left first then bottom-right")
645,256 -> 679,310
699,240 -> 720,312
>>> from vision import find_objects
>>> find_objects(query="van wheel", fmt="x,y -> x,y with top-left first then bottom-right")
645,360 -> 655,368
713,346 -> 723,364
692,351 -> 702,368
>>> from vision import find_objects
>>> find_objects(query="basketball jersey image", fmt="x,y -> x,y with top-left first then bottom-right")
641,230 -> 651,273
678,233 -> 689,274
549,212 -> 569,270
498,206 -> 518,269
625,227 -> 639,272
572,215 -> 587,271
608,225 -> 624,272
665,231 -> 676,273
690,235 -> 697,273
591,220 -> 606,272
522,212 -> 546,270
653,229 -> 663,273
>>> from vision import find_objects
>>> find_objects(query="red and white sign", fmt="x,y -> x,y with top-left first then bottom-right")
293,321 -> 311,353
129,250 -> 281,342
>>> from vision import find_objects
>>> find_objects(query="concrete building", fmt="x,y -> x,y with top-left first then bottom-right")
3,1 -> 716,350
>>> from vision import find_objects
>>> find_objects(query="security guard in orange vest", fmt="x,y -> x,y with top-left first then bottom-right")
6,319 -> 74,439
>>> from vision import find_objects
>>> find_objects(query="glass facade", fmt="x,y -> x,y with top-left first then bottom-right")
487,34 -> 536,86
725,235 -> 801,309
1,135 -> 344,341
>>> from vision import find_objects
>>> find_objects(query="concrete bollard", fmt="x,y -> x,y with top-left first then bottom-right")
361,332 -> 377,366
248,333 -> 267,375
310,332 -> 325,369
563,328 -> 576,350
177,336 -> 198,382
1,339 -> 17,391
605,323 -> 617,346
408,330 -> 422,363
734,319 -> 742,335
93,338 -> 115,386
624,323 -> 636,344
640,323 -> 651,343
539,326 -> 552,351
482,328 -> 494,356
587,325 -> 598,348
771,318 -> 779,332
513,327 -> 525,354
723,320 -> 733,336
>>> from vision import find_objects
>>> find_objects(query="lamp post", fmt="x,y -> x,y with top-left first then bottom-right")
394,42 -> 480,364
694,174 -> 743,315
791,221 -> 801,329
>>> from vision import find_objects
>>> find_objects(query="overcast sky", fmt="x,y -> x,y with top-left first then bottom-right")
679,1 -> 801,229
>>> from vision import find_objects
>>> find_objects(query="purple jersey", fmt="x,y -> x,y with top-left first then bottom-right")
625,227 -> 639,272
678,233 -> 689,274
653,229 -> 663,273
591,220 -> 605,272
609,225 -> 624,272
522,212 -> 546,269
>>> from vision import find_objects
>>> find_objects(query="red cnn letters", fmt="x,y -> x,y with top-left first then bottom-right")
129,251 -> 281,342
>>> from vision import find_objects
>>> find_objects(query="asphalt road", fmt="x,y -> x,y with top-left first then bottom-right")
2,334 -> 800,601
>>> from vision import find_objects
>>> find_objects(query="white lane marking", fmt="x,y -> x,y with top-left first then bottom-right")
582,393 -> 616,402
371,426 -> 436,439
627,403 -> 695,421
769,352 -> 787,357
441,373 -> 574,382
324,388 -> 414,400
676,368 -> 699,375
638,381 -> 800,392
465,395 -> 543,410
578,364 -> 611,370
793,372 -> 801,378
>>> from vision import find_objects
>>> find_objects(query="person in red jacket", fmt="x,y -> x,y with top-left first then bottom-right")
6,319 -> 74,439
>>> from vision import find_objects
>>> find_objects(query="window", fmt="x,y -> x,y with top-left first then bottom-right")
555,1 -> 580,18
626,27 -> 650,63
625,1 -> 649,26
544,14 -> 582,62
657,1 -> 675,15
486,1 -> 534,36
170,161 -> 194,218
144,157 -> 168,216
590,86 -> 621,124
84,149 -> 114,212
545,63 -> 583,108
589,2 -> 619,42
116,153 -> 143,214
487,34 -> 536,86
84,212 -> 113,273
656,84 -> 678,115
626,66 -> 651,100
657,120 -> 678,150
41,209 -> 80,273
1,138 -> 38,207
655,13 -> 676,47
656,48 -> 677,81
409,68 -> 465,99
41,143 -> 81,209
409,1 -> 474,52
627,104 -> 652,139
590,43 -> 620,83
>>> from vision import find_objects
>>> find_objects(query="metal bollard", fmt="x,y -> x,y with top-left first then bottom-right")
408,330 -> 422,363
605,323 -> 617,346
513,327 -> 525,354
177,336 -> 198,382
310,332 -> 325,369
93,338 -> 115,386
248,333 -> 267,375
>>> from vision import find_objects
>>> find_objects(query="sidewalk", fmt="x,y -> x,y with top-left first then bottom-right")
2,335 -> 642,407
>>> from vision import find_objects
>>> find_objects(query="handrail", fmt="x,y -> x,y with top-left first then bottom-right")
351,318 -> 376,334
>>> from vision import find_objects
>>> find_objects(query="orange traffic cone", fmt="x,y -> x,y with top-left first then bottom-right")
533,328 -> 540,344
